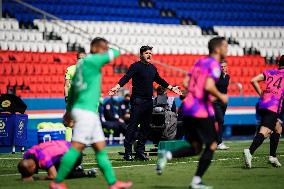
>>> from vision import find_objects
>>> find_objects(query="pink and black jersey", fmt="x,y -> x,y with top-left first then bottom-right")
23,140 -> 71,169
259,69 -> 284,113
183,56 -> 221,118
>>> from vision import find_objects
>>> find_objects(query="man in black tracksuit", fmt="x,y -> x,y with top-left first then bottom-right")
109,46 -> 182,161
213,61 -> 230,150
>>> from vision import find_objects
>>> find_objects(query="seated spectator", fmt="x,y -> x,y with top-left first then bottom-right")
118,94 -> 131,124
18,140 -> 95,181
99,96 -> 126,136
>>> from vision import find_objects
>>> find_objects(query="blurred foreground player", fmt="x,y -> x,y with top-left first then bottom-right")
49,38 -> 132,189
244,55 -> 284,168
156,37 -> 228,189
18,140 -> 95,181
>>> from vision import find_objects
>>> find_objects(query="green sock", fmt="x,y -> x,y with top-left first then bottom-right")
55,147 -> 81,183
96,149 -> 117,185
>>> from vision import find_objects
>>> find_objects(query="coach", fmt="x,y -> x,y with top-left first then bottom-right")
213,60 -> 230,150
109,46 -> 182,161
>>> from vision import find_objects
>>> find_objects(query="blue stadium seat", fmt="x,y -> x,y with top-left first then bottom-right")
3,0 -> 284,26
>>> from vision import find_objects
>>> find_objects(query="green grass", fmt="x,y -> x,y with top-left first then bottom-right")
0,140 -> 284,189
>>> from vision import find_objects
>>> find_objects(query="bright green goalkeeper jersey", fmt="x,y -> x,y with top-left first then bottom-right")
67,48 -> 120,113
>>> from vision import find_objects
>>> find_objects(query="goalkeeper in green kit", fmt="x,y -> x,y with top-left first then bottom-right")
49,37 -> 132,189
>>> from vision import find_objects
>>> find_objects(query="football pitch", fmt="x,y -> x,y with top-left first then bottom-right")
0,140 -> 283,189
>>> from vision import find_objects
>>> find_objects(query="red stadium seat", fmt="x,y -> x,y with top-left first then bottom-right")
13,53 -> 25,63
16,76 -> 24,86
4,64 -> 12,75
0,85 -> 7,94
23,77 -> 30,86
18,64 -> 26,75
11,63 -> 20,75
8,77 -> 16,86
0,52 -> 10,63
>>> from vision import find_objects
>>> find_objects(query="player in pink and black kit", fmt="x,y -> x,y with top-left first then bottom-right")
156,37 -> 228,189
18,140 -> 93,181
244,55 -> 284,168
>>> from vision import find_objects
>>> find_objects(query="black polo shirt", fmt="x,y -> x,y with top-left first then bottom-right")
118,61 -> 169,99
216,73 -> 230,94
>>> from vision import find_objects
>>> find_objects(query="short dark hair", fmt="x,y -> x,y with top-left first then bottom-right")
18,160 -> 33,178
157,86 -> 166,95
208,37 -> 226,54
77,50 -> 86,59
140,45 -> 153,55
124,93 -> 130,98
278,55 -> 284,67
90,37 -> 108,47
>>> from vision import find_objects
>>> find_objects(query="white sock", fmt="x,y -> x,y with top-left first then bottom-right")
165,151 -> 172,160
192,176 -> 201,184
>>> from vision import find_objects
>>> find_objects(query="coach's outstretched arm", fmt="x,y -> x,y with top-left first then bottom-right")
109,63 -> 137,96
154,70 -> 183,96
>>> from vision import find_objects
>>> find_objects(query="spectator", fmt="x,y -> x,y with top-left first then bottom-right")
100,96 -> 126,136
118,94 -> 131,124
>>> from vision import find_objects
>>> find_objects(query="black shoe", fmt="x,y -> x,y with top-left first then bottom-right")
135,153 -> 149,161
85,168 -> 97,177
123,154 -> 134,161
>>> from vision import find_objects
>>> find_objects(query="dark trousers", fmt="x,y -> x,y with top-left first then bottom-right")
124,97 -> 153,155
213,101 -> 227,144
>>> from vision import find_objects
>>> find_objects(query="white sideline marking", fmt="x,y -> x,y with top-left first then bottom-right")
1,155 -> 283,177
0,157 -> 22,160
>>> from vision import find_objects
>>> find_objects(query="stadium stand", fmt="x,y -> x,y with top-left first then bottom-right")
0,0 -> 283,98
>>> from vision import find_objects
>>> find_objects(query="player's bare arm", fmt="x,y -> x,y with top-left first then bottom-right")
35,166 -> 57,180
64,79 -> 71,100
251,73 -> 265,96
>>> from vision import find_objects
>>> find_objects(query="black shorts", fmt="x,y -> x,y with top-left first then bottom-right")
259,109 -> 278,130
278,109 -> 284,125
182,116 -> 217,145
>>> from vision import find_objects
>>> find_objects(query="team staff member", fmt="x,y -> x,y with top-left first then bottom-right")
64,51 -> 86,102
213,61 -> 230,150
109,46 -> 182,161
